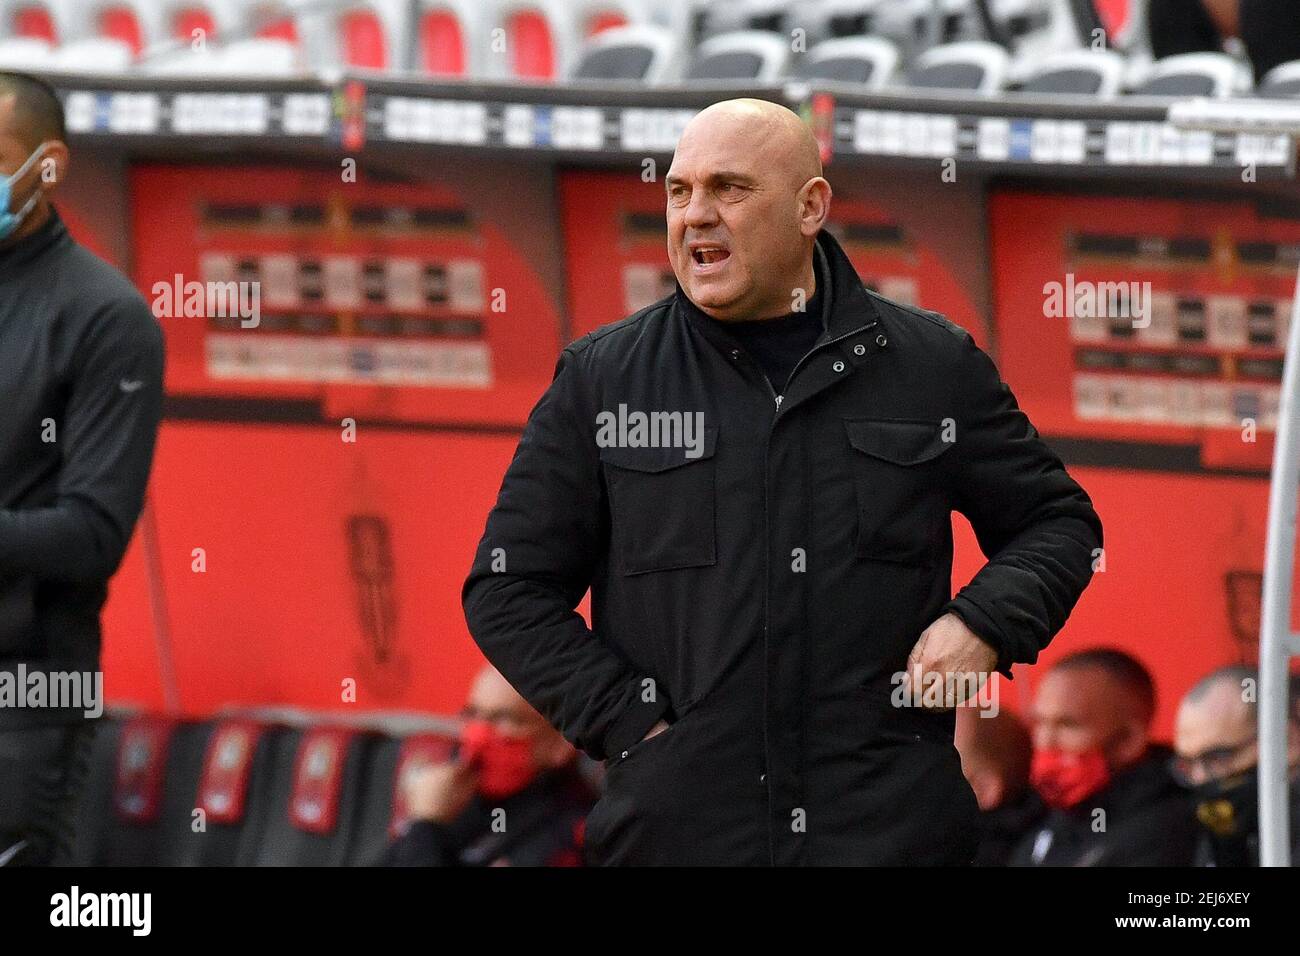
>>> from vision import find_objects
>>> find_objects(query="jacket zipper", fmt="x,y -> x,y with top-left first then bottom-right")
750,317 -> 877,864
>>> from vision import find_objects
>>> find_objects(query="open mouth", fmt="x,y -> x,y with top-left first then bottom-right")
690,246 -> 731,266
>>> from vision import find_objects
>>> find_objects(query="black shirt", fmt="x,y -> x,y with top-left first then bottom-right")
0,207 -> 164,727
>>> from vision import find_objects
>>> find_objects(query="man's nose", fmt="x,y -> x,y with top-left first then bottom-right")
683,189 -> 718,229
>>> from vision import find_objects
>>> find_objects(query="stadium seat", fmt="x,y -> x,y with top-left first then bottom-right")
906,40 -> 1011,94
789,0 -> 886,48
1018,47 -> 1127,97
414,0 -> 485,76
289,0 -> 409,73
0,35 -> 52,67
213,35 -> 303,75
246,725 -> 383,866
171,717 -> 288,866
800,36 -> 900,88
570,23 -> 681,83
349,731 -> 456,866
85,1 -> 166,58
78,716 -> 214,866
895,0 -> 988,48
487,0 -> 641,81
45,36 -> 136,73
685,29 -> 792,83
1258,60 -> 1300,98
0,0 -> 68,45
697,0 -> 787,39
1130,52 -> 1252,98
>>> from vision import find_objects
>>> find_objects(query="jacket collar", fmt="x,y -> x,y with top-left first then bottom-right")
0,203 -> 69,277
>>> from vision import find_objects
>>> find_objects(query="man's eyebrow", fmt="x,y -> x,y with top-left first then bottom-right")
664,171 -> 758,188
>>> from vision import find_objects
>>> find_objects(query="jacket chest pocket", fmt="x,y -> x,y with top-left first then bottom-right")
843,418 -> 952,566
599,426 -> 718,576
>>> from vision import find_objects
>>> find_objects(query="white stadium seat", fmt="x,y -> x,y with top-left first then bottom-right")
685,29 -> 792,83
801,36 -> 900,89
1131,52 -> 1253,98
1259,60 -> 1300,99
907,40 -> 1010,95
0,35 -> 52,68
570,24 -> 681,83
1017,47 -> 1128,98
44,36 -> 135,74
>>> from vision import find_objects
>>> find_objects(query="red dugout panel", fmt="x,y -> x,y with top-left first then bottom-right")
130,165 -> 561,428
989,190 -> 1296,471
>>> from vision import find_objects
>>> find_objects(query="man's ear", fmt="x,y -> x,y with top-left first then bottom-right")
1110,719 -> 1149,767
798,176 -> 831,237
36,141 -> 69,190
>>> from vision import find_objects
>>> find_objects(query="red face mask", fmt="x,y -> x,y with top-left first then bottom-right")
1030,746 -> 1112,810
458,721 -> 539,799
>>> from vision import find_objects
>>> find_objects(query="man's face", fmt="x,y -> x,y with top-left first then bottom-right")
664,116 -> 810,321
1174,683 -> 1259,786
460,670 -> 557,766
1030,668 -> 1130,760
0,97 -> 62,247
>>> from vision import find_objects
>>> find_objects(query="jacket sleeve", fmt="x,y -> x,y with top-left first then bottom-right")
941,330 -> 1103,677
462,346 -> 671,761
0,296 -> 164,582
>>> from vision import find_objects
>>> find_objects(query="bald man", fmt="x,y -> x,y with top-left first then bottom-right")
1173,666 -> 1300,866
382,667 -> 595,867
0,72 -> 163,866
464,98 -> 1101,865
1010,650 -> 1198,866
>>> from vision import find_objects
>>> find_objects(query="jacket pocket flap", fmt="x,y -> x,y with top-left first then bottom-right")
844,418 -> 951,466
598,424 -> 717,473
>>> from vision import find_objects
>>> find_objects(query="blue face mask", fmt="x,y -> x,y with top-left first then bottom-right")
0,144 -> 50,241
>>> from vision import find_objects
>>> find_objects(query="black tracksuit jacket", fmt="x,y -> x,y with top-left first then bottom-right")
0,208 -> 164,727
463,228 -> 1103,865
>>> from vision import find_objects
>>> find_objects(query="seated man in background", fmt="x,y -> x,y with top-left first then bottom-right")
1173,665 -> 1300,866
955,707 -> 1045,866
1009,649 -> 1198,866
382,666 -> 596,866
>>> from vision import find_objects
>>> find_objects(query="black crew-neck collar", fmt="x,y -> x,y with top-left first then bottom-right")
0,204 -> 69,275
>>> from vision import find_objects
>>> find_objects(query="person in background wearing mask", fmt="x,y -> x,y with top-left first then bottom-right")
1009,649 -> 1198,866
1173,665 -> 1300,866
382,666 -> 596,866
955,707 -> 1045,866
0,72 -> 164,866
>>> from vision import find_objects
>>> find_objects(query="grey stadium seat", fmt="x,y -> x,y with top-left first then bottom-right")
1018,48 -> 1127,98
907,40 -> 1010,95
571,24 -> 681,83
801,36 -> 900,89
1259,60 -> 1300,98
685,29 -> 791,82
1131,52 -> 1252,98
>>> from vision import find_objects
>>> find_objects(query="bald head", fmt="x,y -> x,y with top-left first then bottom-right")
666,97 -> 831,322
682,98 -> 823,186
